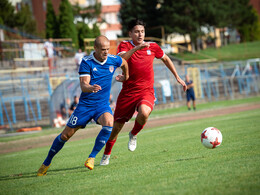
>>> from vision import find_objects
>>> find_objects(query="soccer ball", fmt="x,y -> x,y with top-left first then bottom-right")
201,127 -> 222,149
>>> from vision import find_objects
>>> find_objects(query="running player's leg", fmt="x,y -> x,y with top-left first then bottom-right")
104,121 -> 125,155
37,126 -> 80,176
130,92 -> 154,136
104,91 -> 136,155
38,104 -> 91,176
131,104 -> 152,136
85,110 -> 114,170
100,121 -> 125,166
128,104 -> 152,151
128,93 -> 154,151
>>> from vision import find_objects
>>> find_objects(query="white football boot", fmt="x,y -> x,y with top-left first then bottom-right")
100,154 -> 110,166
128,132 -> 137,152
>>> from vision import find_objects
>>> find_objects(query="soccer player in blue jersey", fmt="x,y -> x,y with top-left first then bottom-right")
37,35 -> 129,175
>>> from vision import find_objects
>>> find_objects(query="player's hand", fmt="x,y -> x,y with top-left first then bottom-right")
115,74 -> 126,82
135,42 -> 150,51
177,77 -> 187,92
92,84 -> 102,93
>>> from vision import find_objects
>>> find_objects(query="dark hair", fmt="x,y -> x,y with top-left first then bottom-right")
127,18 -> 146,32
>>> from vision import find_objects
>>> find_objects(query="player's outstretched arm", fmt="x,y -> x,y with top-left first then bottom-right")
161,54 -> 187,92
119,42 -> 150,60
80,76 -> 101,93
116,58 -> 129,82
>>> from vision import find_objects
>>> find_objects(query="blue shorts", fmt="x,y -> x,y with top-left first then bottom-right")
186,91 -> 195,101
66,103 -> 112,128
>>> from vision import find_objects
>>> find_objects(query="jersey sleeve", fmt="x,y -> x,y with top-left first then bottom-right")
154,43 -> 165,59
78,59 -> 90,77
117,41 -> 129,55
116,56 -> 123,68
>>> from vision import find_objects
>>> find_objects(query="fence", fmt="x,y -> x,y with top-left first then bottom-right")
0,58 -> 259,131
0,75 -> 51,130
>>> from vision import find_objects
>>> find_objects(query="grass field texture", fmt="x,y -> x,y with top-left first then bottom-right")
173,41 -> 260,61
1,96 -> 259,143
0,103 -> 259,194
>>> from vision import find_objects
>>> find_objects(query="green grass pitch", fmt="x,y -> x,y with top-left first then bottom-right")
0,107 -> 259,194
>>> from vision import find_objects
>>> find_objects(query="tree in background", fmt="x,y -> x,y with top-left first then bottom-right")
77,22 -> 93,49
249,9 -> 260,41
0,1 -> 37,36
159,0 -> 201,52
92,23 -> 100,38
45,0 -> 59,39
229,0 -> 260,42
59,0 -> 78,47
0,0 -> 16,27
119,0 -> 162,37
119,0 -> 260,52
15,4 -> 37,35
73,2 -> 101,49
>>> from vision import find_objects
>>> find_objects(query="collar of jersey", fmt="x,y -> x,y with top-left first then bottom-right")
91,52 -> 107,65
130,40 -> 145,47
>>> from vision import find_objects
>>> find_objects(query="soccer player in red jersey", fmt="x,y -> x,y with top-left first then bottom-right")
100,19 -> 187,165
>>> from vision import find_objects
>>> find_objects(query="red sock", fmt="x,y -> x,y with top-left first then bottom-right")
131,120 -> 145,136
104,139 -> 117,155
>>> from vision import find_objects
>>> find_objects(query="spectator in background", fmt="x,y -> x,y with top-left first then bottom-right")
69,96 -> 79,116
74,49 -> 86,71
60,98 -> 71,120
44,38 -> 55,75
185,75 -> 196,111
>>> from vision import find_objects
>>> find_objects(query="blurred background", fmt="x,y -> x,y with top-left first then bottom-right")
0,0 -> 259,132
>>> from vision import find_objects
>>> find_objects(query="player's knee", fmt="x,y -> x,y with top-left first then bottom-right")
61,130 -> 75,141
139,110 -> 150,120
61,133 -> 70,141
106,120 -> 113,127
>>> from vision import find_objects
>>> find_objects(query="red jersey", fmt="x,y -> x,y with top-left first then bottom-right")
117,40 -> 164,94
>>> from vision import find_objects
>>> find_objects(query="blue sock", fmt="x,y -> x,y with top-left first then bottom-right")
89,126 -> 112,158
43,134 -> 66,166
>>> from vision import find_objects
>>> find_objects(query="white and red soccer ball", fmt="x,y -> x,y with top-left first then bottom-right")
201,127 -> 222,149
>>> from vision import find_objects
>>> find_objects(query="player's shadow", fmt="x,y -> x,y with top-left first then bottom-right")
0,166 -> 87,181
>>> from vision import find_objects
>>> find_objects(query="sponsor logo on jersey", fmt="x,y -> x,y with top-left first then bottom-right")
93,67 -> 98,71
147,50 -> 151,55
109,66 -> 114,73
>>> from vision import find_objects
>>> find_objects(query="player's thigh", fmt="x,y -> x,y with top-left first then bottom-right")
97,112 -> 114,127
136,92 -> 155,116
67,105 -> 94,128
94,104 -> 113,124
114,95 -> 136,122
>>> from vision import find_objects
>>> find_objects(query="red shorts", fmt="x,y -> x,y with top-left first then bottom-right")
114,90 -> 155,123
